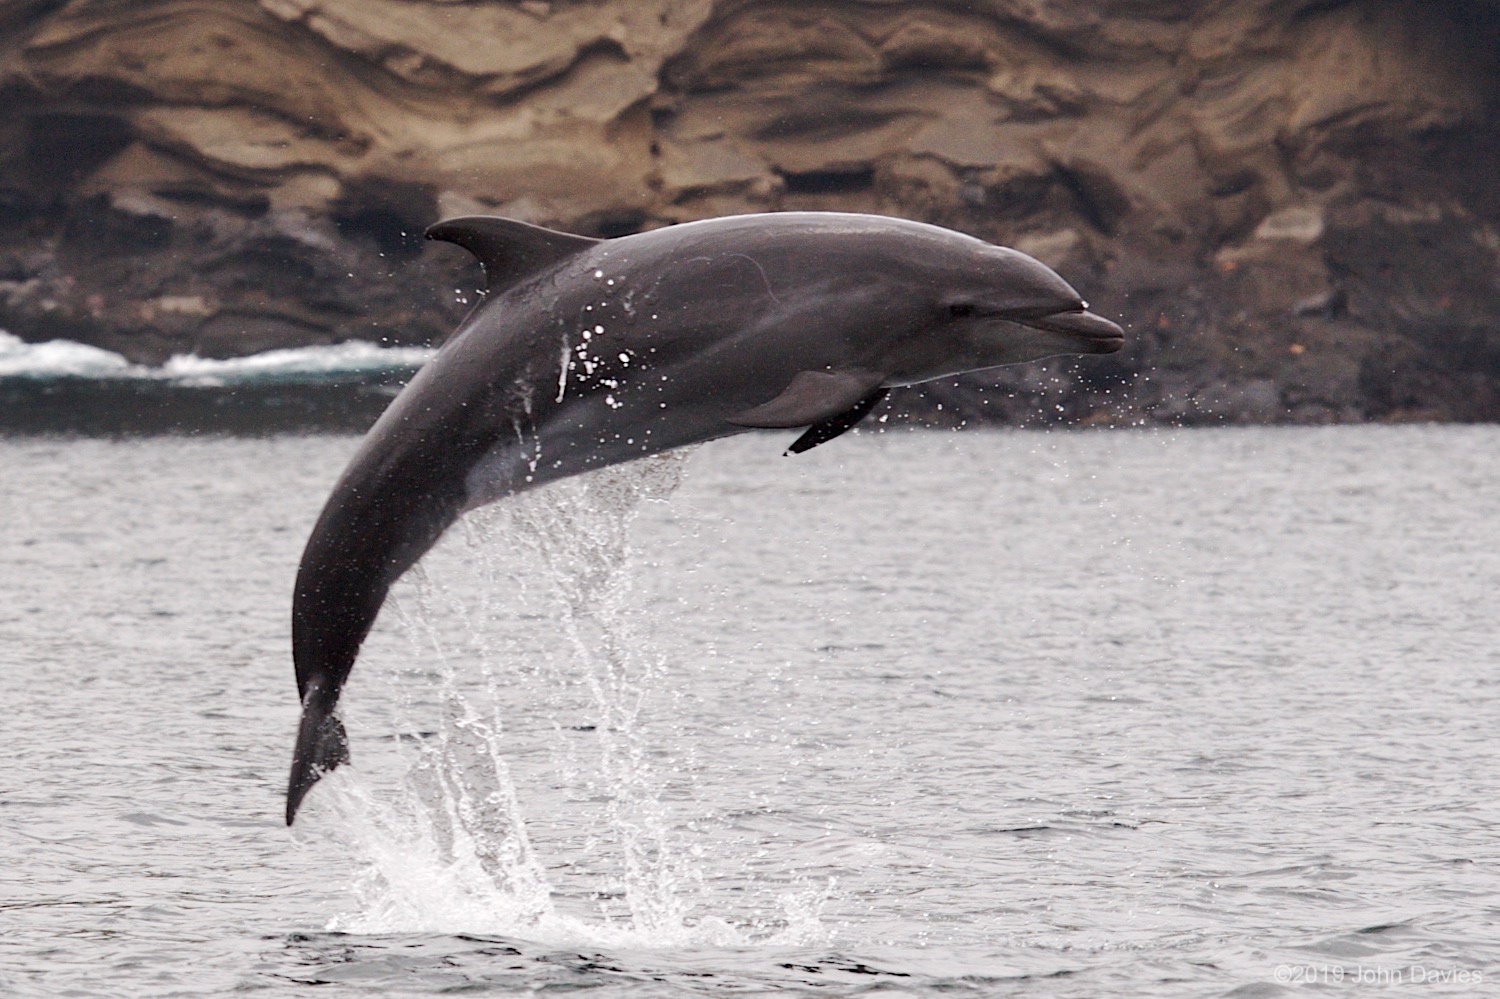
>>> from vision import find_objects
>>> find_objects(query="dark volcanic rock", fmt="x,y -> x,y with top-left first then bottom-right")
1,0 -> 1496,424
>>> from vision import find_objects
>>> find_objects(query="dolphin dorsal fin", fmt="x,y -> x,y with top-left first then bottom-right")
426,216 -> 600,292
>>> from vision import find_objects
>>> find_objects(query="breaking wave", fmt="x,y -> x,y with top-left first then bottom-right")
0,330 -> 434,384
0,331 -> 435,433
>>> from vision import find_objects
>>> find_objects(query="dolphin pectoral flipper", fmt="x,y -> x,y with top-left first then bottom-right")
285,683 -> 351,825
726,368 -> 887,429
785,386 -> 890,455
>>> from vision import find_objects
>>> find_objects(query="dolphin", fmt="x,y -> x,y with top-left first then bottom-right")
286,211 -> 1123,823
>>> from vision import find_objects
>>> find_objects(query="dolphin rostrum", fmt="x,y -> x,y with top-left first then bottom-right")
286,211 -> 1124,823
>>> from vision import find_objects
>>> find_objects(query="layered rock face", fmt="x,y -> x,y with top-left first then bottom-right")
2,0 -> 1497,423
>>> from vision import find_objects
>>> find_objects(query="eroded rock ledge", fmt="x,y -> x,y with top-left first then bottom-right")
2,0 -> 1497,424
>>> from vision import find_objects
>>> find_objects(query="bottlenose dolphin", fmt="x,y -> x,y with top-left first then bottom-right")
286,211 -> 1123,823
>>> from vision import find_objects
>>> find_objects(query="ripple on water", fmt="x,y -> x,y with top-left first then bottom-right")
0,426 -> 1496,996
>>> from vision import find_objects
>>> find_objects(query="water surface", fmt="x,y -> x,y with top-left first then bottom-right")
1,426 -> 1496,996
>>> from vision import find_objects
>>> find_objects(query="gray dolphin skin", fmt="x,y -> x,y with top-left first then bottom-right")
286,211 -> 1123,823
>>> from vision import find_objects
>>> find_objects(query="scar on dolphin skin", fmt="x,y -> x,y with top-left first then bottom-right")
725,252 -> 781,305
285,211 -> 1125,823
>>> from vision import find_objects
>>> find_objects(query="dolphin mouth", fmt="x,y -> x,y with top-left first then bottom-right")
1021,309 -> 1125,352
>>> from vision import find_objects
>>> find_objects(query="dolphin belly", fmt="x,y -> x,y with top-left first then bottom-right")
461,390 -> 748,510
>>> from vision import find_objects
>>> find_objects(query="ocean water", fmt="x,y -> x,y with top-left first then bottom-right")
0,331 -> 435,382
1,425 -> 1497,996
0,333 -> 432,434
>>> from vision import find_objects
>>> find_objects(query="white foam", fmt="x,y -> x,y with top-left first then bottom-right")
0,330 -> 434,383
161,341 -> 435,385
0,331 -> 139,379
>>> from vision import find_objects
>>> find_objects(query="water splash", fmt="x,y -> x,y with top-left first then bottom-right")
497,452 -> 697,940
304,450 -> 831,948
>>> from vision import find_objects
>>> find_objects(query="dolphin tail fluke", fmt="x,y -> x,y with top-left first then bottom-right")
285,690 -> 351,825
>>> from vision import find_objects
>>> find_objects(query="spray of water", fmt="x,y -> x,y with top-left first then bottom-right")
302,450 -> 829,947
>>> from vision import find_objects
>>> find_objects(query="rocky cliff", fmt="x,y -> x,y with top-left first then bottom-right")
2,0 -> 1497,424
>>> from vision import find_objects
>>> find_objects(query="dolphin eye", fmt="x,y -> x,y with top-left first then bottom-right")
948,302 -> 977,319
